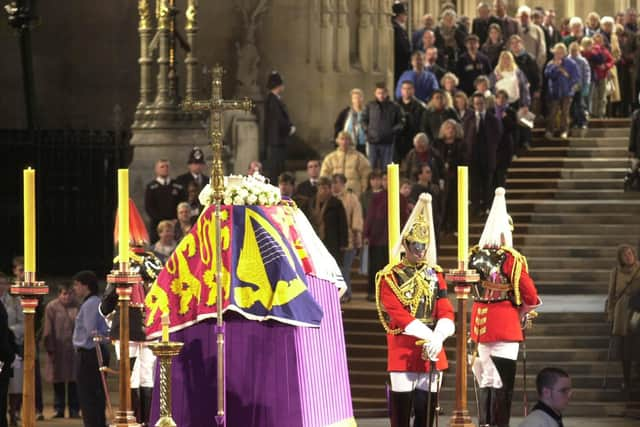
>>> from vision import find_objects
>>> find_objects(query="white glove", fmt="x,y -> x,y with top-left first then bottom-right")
422,332 -> 444,361
289,125 -> 296,136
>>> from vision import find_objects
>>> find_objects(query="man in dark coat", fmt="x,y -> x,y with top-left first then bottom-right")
392,2 -> 411,86
456,34 -> 492,95
463,92 -> 502,215
144,159 -> 186,243
175,147 -> 210,193
472,2 -> 492,44
397,80 -> 427,162
294,159 -> 321,207
264,70 -> 295,183
488,0 -> 519,41
310,177 -> 348,265
362,83 -> 405,170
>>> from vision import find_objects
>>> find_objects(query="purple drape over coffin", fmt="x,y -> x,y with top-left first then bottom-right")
150,276 -> 355,427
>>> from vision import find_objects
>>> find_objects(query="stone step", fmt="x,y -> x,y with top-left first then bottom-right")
569,127 -> 629,137
506,212 -> 640,225
505,199 -> 640,213
507,167 -> 628,180
465,223 -> 640,235
452,232 -> 636,246
532,137 -> 628,148
507,178 -> 624,190
507,188 -> 638,200
531,269 -> 609,282
511,157 -> 630,168
527,146 -> 628,158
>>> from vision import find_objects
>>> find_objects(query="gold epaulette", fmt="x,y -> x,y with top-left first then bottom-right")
375,263 -> 403,335
500,246 -> 528,306
431,264 -> 443,274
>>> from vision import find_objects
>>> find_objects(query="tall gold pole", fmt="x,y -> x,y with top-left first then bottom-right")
182,65 -> 253,427
446,166 -> 477,427
148,341 -> 183,427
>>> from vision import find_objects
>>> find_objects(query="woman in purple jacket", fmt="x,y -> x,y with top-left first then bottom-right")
544,43 -> 579,139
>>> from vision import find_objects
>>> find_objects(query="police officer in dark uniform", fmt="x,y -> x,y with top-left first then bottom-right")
392,2 -> 412,86
144,159 -> 186,243
175,147 -> 210,193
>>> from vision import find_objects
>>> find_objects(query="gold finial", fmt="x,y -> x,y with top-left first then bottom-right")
138,0 -> 152,30
186,0 -> 198,30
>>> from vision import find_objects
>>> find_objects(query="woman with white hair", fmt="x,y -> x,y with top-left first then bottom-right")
562,16 -> 584,45
544,43 -> 579,139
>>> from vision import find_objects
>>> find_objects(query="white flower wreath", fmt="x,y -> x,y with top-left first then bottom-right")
199,173 -> 281,207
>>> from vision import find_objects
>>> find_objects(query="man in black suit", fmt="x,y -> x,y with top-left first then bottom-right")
392,2 -> 411,86
489,0 -> 519,41
144,159 -> 186,243
463,93 -> 502,215
295,159 -> 321,203
309,177 -> 348,265
472,2 -> 491,44
264,70 -> 295,183
175,147 -> 209,193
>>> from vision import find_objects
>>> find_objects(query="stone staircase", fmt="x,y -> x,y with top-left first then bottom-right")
344,120 -> 640,418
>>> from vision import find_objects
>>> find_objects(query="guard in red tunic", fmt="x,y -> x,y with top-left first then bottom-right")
468,187 -> 541,427
376,194 -> 455,427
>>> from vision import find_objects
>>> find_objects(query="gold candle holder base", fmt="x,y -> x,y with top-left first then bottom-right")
11,271 -> 48,427
108,266 -> 142,427
148,341 -> 184,427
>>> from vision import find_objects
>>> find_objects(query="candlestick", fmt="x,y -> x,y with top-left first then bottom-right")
23,168 -> 36,273
118,169 -> 130,265
162,313 -> 170,342
387,163 -> 400,264
148,341 -> 183,427
457,166 -> 469,270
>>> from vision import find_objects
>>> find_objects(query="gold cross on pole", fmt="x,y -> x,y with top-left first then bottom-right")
182,64 -> 253,203
180,64 -> 253,427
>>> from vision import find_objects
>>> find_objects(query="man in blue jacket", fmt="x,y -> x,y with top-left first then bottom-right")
362,83 -> 405,170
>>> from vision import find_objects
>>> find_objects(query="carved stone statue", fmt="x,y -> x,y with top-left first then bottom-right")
235,0 -> 269,99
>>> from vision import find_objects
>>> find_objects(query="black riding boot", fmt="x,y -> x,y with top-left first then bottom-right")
390,391 -> 413,427
413,389 -> 438,427
477,387 -> 491,427
140,386 -> 154,425
492,387 -> 513,427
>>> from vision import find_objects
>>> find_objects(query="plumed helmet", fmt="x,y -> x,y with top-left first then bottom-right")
115,248 -> 163,284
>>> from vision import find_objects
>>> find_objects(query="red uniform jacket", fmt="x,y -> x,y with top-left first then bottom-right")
380,267 -> 455,372
470,251 -> 539,343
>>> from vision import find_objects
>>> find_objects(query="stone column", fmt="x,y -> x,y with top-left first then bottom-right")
154,0 -> 171,111
319,0 -> 335,72
359,0 -> 375,72
134,0 -> 154,128
376,0 -> 394,88
336,0 -> 350,72
185,0 -> 199,102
